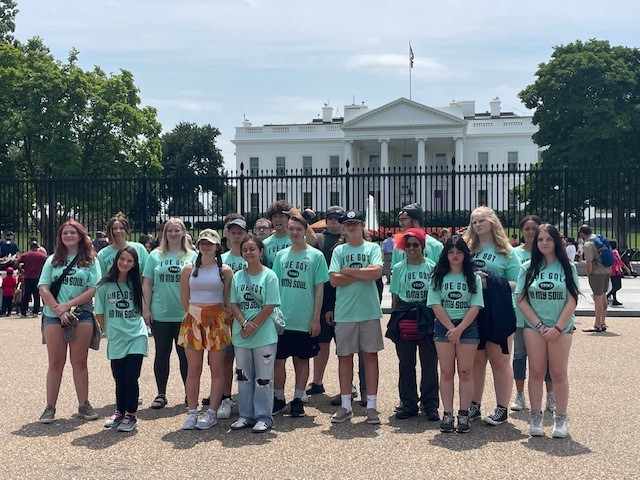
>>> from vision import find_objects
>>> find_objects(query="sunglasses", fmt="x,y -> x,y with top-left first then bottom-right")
405,242 -> 422,249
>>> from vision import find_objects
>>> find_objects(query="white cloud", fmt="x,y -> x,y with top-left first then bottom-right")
345,54 -> 468,80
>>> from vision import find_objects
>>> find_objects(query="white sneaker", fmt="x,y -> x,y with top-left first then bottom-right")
182,412 -> 198,430
530,410 -> 544,436
252,420 -> 271,433
217,398 -> 233,419
196,410 -> 217,430
510,391 -> 525,411
552,412 -> 568,438
546,391 -> 556,412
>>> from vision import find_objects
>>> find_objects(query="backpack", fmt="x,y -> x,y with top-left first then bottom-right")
592,235 -> 614,267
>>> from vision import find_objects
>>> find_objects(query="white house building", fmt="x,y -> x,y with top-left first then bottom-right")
233,97 -> 540,215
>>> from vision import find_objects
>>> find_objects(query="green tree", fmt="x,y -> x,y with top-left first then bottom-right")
0,37 -> 162,246
518,39 -> 640,244
0,0 -> 17,44
160,122 -> 227,218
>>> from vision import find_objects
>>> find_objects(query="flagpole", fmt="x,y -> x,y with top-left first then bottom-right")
409,42 -> 413,100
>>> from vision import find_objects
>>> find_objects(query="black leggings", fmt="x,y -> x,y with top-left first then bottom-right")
152,321 -> 187,395
111,354 -> 144,414
608,275 -> 622,301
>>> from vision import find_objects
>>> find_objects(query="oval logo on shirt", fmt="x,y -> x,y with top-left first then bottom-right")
473,260 -> 486,268
448,291 -> 463,300
412,281 -> 425,289
168,266 -> 181,273
350,263 -> 363,268
288,270 -> 299,278
68,268 -> 77,275
243,293 -> 253,301
539,282 -> 554,291
116,300 -> 130,309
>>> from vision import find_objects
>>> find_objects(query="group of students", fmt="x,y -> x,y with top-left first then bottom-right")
36,203 -> 578,438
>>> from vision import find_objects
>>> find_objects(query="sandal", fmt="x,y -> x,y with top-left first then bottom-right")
150,394 -> 167,409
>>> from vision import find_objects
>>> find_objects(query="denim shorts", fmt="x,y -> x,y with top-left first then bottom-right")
433,318 -> 480,344
42,309 -> 95,326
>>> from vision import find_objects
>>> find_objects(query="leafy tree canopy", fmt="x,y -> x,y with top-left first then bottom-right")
0,0 -> 17,44
0,37 -> 162,178
519,39 -> 640,168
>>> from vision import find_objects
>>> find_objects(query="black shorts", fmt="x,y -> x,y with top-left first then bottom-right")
276,330 -> 320,360
317,310 -> 335,344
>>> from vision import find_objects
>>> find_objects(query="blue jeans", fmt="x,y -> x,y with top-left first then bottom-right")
235,343 -> 277,426
513,327 -> 551,382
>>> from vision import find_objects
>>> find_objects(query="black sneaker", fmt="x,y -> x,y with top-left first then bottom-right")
424,409 -> 440,422
456,415 -> 470,433
483,406 -> 508,425
468,402 -> 481,420
440,412 -> 454,433
305,383 -> 325,395
273,397 -> 288,415
395,409 -> 418,420
290,398 -> 306,417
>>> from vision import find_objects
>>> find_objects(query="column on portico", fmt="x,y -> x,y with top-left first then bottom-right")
416,138 -> 426,170
379,138 -> 389,171
454,137 -> 463,167
344,140 -> 354,168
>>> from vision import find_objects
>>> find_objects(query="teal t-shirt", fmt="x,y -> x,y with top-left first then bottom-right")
97,242 -> 149,278
427,272 -> 484,320
514,260 -> 579,332
38,255 -> 102,317
471,244 -> 521,281
272,245 -> 329,331
329,241 -> 383,322
391,234 -> 444,268
142,250 -> 197,322
222,251 -> 247,274
262,234 -> 291,268
389,259 -> 436,303
95,282 -> 148,360
231,267 -> 280,348
512,247 -> 532,328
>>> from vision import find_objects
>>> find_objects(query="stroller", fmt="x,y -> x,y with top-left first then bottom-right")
619,248 -> 638,277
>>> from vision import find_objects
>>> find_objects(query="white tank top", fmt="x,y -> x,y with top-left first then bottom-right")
189,264 -> 224,304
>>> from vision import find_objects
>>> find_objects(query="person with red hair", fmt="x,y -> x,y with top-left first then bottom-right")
388,228 -> 439,421
38,220 -> 102,424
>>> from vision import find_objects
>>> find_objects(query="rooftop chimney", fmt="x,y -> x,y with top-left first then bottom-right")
322,103 -> 333,123
490,97 -> 501,118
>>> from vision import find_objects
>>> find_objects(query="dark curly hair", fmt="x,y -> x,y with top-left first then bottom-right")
266,200 -> 293,221
431,235 -> 477,294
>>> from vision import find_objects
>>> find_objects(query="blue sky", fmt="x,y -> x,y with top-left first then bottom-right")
14,0 -> 639,171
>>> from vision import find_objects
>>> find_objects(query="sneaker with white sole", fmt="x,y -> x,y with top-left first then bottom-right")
39,405 -> 56,424
530,410 -> 544,436
468,402 -> 481,420
510,391 -> 525,411
77,400 -> 99,420
252,420 -> 271,433
104,411 -> 125,428
331,407 -> 353,423
440,412 -> 454,432
217,398 -> 233,419
196,410 -> 217,430
117,415 -> 138,432
272,397 -> 288,415
552,412 -> 568,438
546,391 -> 556,412
456,414 -> 470,433
366,408 -> 380,425
231,417 -> 255,430
483,406 -> 508,425
182,412 -> 198,430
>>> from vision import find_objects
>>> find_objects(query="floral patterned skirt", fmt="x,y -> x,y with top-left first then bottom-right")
178,303 -> 231,351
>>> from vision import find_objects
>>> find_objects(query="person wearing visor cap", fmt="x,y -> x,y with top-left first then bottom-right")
392,203 -> 444,267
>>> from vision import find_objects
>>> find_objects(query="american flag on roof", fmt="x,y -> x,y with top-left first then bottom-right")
409,44 -> 414,68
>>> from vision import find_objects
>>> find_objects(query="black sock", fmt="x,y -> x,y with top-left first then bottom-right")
458,410 -> 469,416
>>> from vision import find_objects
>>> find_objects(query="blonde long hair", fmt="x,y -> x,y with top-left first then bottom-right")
463,206 -> 511,256
159,218 -> 191,257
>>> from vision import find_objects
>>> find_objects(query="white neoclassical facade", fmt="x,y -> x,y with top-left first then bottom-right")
233,97 -> 540,214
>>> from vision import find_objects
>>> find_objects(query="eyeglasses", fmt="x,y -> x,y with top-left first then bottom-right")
254,226 -> 270,231
405,242 -> 422,249
399,216 -> 410,222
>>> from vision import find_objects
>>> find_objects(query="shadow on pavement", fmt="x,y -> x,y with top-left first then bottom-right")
71,426 -> 136,449
523,437 -> 591,456
13,420 -> 80,438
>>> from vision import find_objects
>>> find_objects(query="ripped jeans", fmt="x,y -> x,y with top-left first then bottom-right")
235,343 -> 277,426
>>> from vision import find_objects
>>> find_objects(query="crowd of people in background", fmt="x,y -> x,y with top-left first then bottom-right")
0,200 -> 633,440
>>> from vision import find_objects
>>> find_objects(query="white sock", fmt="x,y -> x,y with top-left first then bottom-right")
366,394 -> 377,410
274,389 -> 285,400
294,388 -> 305,400
188,409 -> 197,415
341,394 -> 352,411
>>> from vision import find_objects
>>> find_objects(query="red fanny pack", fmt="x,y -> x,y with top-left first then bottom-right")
398,319 -> 424,341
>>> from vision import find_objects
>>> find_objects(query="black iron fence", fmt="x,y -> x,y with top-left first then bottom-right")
2,164 -> 640,253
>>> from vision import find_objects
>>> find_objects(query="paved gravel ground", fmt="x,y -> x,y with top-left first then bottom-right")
1,315 -> 638,480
